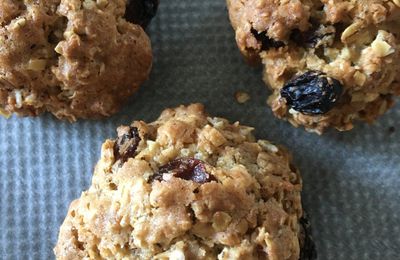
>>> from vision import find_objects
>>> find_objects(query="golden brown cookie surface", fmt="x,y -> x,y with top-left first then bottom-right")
0,0 -> 153,120
54,104 -> 314,259
227,0 -> 400,133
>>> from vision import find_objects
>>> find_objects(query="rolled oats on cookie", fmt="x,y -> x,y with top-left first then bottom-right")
227,0 -> 400,133
0,0 -> 158,121
54,104 -> 316,260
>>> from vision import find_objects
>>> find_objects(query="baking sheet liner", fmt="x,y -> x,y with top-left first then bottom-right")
1,1 -> 400,259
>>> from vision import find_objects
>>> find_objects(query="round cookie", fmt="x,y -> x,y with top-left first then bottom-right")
227,0 -> 400,133
54,104 -> 316,259
0,0 -> 157,121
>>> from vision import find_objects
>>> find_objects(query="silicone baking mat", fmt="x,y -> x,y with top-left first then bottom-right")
1,1 -> 399,259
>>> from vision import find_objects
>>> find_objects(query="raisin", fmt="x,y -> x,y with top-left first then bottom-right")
113,126 -> 141,164
251,29 -> 285,51
299,213 -> 317,260
125,0 -> 159,28
280,71 -> 343,115
150,158 -> 216,184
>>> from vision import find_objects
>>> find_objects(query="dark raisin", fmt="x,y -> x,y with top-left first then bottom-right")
251,29 -> 285,51
299,213 -> 317,260
113,126 -> 141,164
150,158 -> 216,184
125,0 -> 159,28
280,71 -> 343,115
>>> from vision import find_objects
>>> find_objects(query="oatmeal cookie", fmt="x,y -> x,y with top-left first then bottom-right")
0,0 -> 157,121
227,0 -> 400,133
54,104 -> 316,259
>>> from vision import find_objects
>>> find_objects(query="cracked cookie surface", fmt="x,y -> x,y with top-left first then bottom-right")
54,104 -> 315,260
227,0 -> 400,133
0,0 -> 154,120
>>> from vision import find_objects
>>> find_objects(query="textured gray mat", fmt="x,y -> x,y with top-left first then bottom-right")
1,1 -> 400,259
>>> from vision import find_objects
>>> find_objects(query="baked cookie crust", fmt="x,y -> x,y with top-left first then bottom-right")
227,0 -> 400,133
54,104 -> 315,260
0,0 -> 154,120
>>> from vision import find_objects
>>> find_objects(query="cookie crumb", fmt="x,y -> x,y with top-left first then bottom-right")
235,91 -> 250,104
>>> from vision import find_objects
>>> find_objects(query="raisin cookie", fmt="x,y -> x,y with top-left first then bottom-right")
0,0 -> 158,121
54,104 -> 316,259
227,0 -> 400,133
